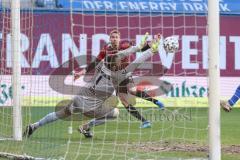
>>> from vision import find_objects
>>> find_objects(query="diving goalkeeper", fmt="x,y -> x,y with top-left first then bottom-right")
74,30 -> 165,129
23,36 -> 161,138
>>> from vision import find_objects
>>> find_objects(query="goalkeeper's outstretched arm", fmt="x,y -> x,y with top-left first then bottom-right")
115,32 -> 151,59
73,48 -> 106,80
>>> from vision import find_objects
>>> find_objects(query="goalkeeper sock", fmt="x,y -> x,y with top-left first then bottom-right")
126,105 -> 146,122
88,118 -> 106,128
33,112 -> 58,129
88,117 -> 116,128
135,90 -> 158,104
228,85 -> 240,107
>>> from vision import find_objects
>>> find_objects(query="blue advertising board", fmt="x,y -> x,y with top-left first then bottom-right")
0,0 -> 239,15
53,0 -> 239,15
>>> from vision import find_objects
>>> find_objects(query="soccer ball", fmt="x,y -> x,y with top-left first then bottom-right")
163,36 -> 179,53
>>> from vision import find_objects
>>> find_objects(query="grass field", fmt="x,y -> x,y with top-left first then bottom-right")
0,107 -> 240,160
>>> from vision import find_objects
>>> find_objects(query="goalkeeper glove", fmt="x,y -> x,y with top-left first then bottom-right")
138,32 -> 149,50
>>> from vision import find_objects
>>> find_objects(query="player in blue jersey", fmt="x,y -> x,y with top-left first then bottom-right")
221,85 -> 240,112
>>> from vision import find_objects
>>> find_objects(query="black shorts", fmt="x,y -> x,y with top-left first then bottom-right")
116,76 -> 134,94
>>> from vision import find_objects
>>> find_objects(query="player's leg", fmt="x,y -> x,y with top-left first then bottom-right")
79,103 -> 120,138
117,81 -> 151,128
78,71 -> 118,138
127,80 -> 164,109
113,40 -> 164,109
23,100 -> 73,137
221,85 -> 240,112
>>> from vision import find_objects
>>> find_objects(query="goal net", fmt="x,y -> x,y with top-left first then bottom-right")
0,0 -> 231,159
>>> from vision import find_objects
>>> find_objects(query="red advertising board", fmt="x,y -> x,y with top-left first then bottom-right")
0,13 -> 239,76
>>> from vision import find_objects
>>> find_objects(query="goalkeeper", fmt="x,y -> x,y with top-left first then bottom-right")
24,37 -> 161,138
24,64 -> 119,138
74,30 -> 165,129
221,85 -> 240,112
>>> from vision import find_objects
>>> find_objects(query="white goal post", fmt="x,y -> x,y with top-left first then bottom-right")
11,0 -> 22,141
208,0 -> 221,159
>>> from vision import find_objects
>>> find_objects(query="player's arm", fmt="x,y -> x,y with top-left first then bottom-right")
115,46 -> 138,59
140,33 -> 162,52
115,33 -> 149,59
220,85 -> 240,112
86,48 -> 106,72
73,47 -> 106,80
220,100 -> 232,112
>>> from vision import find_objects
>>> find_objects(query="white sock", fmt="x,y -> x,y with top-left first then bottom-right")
33,112 -> 58,129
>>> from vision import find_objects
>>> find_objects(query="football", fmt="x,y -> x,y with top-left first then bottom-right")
163,36 -> 179,53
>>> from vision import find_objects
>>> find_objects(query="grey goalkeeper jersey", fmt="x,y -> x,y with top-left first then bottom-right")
73,65 -> 115,112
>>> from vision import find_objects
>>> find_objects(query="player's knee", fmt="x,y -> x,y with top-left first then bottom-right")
128,88 -> 136,95
119,98 -> 129,107
55,100 -> 72,118
119,93 -> 136,107
112,108 -> 119,118
64,106 -> 72,116
118,93 -> 128,101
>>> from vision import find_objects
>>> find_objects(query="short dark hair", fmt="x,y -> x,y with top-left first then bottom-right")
110,29 -> 120,36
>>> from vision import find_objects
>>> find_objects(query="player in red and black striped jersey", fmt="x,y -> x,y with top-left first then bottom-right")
75,30 -> 164,129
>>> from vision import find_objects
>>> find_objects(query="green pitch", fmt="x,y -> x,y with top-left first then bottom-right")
0,107 -> 240,160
